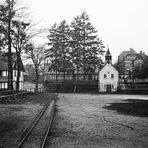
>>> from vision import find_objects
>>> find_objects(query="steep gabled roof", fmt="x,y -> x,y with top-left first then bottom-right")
0,52 -> 25,72
99,62 -> 119,74
118,48 -> 137,62
0,54 -> 8,70
105,48 -> 111,57
140,53 -> 148,63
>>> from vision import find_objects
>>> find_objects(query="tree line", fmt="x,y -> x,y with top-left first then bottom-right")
45,12 -> 105,80
0,0 -> 105,91
0,0 -> 44,92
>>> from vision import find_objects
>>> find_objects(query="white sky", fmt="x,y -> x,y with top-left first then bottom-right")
26,0 -> 148,63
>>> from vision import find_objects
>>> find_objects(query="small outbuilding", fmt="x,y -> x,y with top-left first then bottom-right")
98,48 -> 119,92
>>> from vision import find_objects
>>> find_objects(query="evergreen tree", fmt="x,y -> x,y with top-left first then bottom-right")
133,64 -> 148,79
46,20 -> 71,79
70,12 -> 105,80
46,12 -> 105,80
45,23 -> 59,80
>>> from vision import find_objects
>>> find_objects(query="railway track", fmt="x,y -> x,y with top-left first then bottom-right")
15,98 -> 56,148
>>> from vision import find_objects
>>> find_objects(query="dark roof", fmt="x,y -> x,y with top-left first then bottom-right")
140,53 -> 148,63
105,48 -> 111,57
0,52 -> 25,72
118,49 -> 148,65
0,54 -> 8,70
118,48 -> 137,62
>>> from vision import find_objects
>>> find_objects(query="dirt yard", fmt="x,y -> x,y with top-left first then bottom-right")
0,93 -> 148,148
0,93 -> 56,148
47,94 -> 148,148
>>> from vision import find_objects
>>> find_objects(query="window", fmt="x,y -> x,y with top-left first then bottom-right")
3,71 -> 7,76
14,71 -> 17,77
111,74 -> 114,78
0,71 -> 2,76
104,74 -> 107,78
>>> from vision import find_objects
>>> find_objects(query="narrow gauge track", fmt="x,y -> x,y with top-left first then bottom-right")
41,100 -> 55,148
15,98 -> 56,148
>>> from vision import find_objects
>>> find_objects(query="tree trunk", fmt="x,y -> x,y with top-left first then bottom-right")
56,70 -> 57,81
72,69 -> 75,80
83,52 -> 86,80
83,29 -> 86,80
8,43 -> 13,90
64,71 -> 65,79
16,52 -> 20,91
35,66 -> 39,93
8,3 -> 13,90
63,60 -> 65,80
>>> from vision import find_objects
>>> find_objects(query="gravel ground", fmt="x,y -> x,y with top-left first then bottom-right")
47,93 -> 148,148
0,93 -> 56,148
22,100 -> 55,148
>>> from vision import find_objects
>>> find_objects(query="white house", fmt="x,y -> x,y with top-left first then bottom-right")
98,48 -> 119,92
0,52 -> 25,90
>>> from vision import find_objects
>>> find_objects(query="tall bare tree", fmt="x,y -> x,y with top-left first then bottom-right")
25,43 -> 45,92
0,0 -> 17,90
11,21 -> 29,90
0,0 -> 32,90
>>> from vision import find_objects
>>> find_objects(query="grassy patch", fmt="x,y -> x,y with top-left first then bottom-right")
0,93 -> 57,105
104,99 -> 148,117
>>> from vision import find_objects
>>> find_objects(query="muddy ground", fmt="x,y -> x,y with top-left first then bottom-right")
47,94 -> 148,148
0,93 -> 56,148
0,93 -> 148,148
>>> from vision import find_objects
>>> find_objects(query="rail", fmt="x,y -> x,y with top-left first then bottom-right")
41,100 -> 55,148
15,99 -> 55,148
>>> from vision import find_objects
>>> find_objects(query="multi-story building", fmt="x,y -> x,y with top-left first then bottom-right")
0,52 -> 25,90
118,48 -> 148,78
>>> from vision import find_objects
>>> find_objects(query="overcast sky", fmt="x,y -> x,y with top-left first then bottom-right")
27,0 -> 148,62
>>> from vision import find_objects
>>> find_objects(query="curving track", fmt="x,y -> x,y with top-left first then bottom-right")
15,98 -> 56,148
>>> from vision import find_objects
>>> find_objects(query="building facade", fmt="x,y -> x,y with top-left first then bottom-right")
118,48 -> 148,78
0,52 -> 25,90
98,48 -> 119,92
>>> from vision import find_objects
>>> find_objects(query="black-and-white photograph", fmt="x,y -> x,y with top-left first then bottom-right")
0,0 -> 148,147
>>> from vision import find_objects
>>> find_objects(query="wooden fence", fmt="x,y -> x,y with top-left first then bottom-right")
119,79 -> 148,84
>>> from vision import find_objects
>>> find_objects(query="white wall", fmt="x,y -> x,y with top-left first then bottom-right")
0,70 -> 24,90
0,82 -> 7,89
99,63 -> 119,92
13,70 -> 24,90
2,71 -> 8,76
